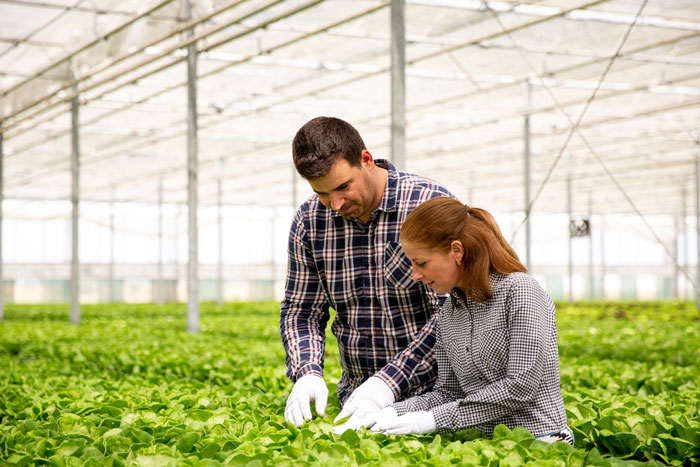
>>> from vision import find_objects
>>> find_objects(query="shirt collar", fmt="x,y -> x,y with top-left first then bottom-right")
376,159 -> 399,213
449,272 -> 506,308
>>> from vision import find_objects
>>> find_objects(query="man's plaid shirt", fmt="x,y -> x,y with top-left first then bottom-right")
280,160 -> 453,404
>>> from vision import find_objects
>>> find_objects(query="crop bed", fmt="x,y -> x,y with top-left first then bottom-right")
1,301 -> 698,466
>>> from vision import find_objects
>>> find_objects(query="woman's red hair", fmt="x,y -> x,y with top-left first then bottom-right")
400,197 -> 526,302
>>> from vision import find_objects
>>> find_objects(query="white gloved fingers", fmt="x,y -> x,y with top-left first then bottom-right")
332,423 -> 350,436
336,397 -> 383,424
291,406 -> 304,427
334,398 -> 360,423
373,410 -> 436,435
338,403 -> 375,430
299,393 -> 312,422
374,419 -> 406,435
312,385 -> 328,417
340,414 -> 368,432
385,426 -> 410,435
284,397 -> 293,425
285,399 -> 304,427
357,410 -> 380,430
335,392 -> 357,421
285,375 -> 327,427
335,376 -> 394,423
371,407 -> 399,433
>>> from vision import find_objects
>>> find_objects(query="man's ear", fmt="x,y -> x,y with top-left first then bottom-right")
450,240 -> 465,263
361,150 -> 375,170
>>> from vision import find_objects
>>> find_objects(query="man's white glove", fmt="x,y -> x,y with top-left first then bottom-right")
284,374 -> 328,427
332,376 -> 394,434
371,406 -> 437,435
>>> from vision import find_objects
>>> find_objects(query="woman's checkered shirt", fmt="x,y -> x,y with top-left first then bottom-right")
392,272 -> 568,437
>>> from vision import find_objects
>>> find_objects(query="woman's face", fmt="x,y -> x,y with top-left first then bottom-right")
401,239 -> 463,294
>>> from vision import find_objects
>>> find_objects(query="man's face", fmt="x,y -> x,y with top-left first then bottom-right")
308,155 -> 377,221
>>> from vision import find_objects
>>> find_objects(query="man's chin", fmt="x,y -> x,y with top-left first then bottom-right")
338,208 -> 358,219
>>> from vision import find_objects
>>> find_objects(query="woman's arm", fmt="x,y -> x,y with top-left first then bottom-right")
390,325 -> 464,414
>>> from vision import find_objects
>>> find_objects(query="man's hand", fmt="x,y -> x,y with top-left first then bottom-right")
371,407 -> 437,435
332,376 -> 394,434
284,375 -> 328,427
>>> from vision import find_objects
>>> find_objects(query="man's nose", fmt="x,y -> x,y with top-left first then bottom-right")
330,193 -> 344,211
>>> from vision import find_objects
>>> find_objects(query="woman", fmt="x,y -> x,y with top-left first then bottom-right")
369,197 -> 573,445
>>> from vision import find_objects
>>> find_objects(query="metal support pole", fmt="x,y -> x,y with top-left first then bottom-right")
523,80 -> 532,273
270,212 -> 276,300
217,160 -> 223,307
70,94 -> 80,324
681,184 -> 688,300
600,215 -> 606,299
174,205 -> 180,294
566,153 -> 573,304
158,178 -> 164,305
0,123 -> 3,320
185,0 -> 199,333
390,0 -> 406,170
674,211 -> 681,299
109,188 -> 115,302
588,192 -> 594,300
695,150 -> 700,311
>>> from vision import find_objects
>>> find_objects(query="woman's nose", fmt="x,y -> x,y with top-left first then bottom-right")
412,269 -> 423,282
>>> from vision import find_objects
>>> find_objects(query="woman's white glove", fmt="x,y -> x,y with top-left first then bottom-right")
284,374 -> 328,427
371,406 -> 437,435
332,376 -> 394,434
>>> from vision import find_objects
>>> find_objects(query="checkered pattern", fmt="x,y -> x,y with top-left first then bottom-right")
392,272 -> 568,437
280,160 -> 453,404
536,426 -> 575,445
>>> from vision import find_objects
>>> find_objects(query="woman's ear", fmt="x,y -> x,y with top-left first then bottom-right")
450,240 -> 464,263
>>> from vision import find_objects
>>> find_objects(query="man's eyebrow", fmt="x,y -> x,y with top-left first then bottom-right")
313,178 -> 352,195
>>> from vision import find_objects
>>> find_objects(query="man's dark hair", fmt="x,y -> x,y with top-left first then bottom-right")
292,117 -> 367,180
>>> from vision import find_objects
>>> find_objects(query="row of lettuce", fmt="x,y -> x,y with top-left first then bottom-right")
0,301 -> 698,466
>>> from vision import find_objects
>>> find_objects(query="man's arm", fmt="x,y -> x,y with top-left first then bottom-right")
390,329 -> 462,414
333,307 -> 440,432
280,210 -> 331,427
375,293 -> 440,400
280,210 -> 330,382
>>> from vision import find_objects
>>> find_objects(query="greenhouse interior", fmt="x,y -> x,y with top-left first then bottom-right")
1,0 -> 699,465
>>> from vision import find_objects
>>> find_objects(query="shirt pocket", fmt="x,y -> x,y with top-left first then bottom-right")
444,338 -> 472,381
474,328 -> 509,379
384,241 -> 416,289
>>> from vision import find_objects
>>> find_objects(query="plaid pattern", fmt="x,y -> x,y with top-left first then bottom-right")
392,272 -> 568,437
280,160 -> 453,404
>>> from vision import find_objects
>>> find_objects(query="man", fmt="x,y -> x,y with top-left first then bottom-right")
280,116 -> 453,432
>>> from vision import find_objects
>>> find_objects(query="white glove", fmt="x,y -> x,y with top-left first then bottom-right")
333,376 -> 394,434
371,407 -> 437,435
284,374 -> 328,427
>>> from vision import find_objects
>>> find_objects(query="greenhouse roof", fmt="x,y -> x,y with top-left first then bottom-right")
1,0 -> 699,217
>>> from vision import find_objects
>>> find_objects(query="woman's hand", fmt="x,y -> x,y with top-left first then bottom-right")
371,407 -> 437,435
333,376 -> 394,434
